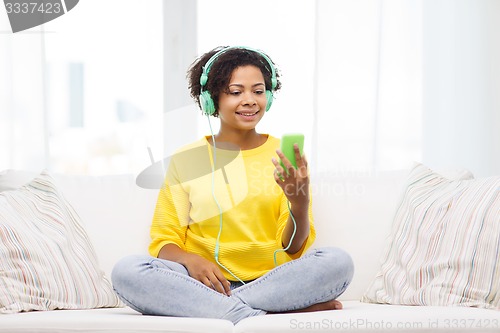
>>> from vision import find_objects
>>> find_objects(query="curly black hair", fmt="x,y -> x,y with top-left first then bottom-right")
187,46 -> 282,117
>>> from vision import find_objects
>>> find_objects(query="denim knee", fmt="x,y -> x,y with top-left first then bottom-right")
111,255 -> 151,290
314,247 -> 354,288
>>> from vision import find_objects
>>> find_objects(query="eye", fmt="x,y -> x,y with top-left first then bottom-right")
229,90 -> 241,96
254,90 -> 265,95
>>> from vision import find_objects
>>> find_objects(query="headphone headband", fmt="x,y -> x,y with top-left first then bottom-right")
200,46 -> 277,89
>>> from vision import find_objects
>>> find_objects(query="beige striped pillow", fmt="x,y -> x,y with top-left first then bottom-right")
0,171 -> 122,313
362,163 -> 500,310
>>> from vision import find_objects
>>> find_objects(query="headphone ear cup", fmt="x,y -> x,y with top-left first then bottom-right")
265,90 -> 274,112
199,91 -> 216,116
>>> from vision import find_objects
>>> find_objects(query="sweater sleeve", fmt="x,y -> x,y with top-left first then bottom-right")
149,160 -> 190,257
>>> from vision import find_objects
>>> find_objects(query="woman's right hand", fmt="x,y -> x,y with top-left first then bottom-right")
158,243 -> 231,296
183,253 -> 232,296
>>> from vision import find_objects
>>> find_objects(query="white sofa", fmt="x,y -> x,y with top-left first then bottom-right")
1,167 -> 499,333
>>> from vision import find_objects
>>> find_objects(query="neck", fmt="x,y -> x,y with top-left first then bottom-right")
211,130 -> 266,150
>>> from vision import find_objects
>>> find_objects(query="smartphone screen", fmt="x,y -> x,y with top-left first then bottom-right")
280,133 -> 304,169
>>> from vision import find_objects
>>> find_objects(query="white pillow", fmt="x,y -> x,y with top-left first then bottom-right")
362,163 -> 500,310
0,171 -> 122,313
0,169 -> 37,192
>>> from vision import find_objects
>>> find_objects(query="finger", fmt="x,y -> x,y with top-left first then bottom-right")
200,276 -> 215,291
214,269 -> 231,295
297,154 -> 309,175
301,154 -> 308,168
275,149 -> 294,172
271,157 -> 283,171
294,144 -> 305,167
213,270 -> 231,296
286,164 -> 297,178
206,272 -> 229,295
224,280 -> 232,296
271,158 -> 286,181
274,170 -> 285,184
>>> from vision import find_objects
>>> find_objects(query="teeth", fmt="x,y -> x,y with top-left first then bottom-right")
238,112 -> 257,116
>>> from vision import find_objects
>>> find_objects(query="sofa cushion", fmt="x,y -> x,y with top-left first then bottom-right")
0,171 -> 122,313
235,300 -> 500,333
0,169 -> 158,279
362,163 -> 500,310
310,166 -> 473,301
0,307 -> 234,333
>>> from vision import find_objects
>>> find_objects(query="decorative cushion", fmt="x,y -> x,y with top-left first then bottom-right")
0,169 -> 37,192
362,163 -> 500,310
0,171 -> 122,313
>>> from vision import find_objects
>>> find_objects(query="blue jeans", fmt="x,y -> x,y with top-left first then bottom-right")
111,247 -> 354,324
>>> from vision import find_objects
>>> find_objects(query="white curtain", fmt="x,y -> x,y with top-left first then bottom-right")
0,0 -> 426,175
1,0 -> 163,175
3,0 -> 499,178
0,24 -> 48,171
313,0 -> 423,174
196,0 -> 423,176
421,0 -> 500,177
312,0 -> 500,177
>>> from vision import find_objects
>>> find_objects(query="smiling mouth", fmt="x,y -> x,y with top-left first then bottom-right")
236,111 -> 259,117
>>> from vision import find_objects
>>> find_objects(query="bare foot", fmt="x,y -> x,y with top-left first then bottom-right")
268,299 -> 343,315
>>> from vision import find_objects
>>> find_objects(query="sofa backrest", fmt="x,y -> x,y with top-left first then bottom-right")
0,167 -> 473,301
0,170 -> 157,282
311,169 -> 409,300
54,174 -> 158,280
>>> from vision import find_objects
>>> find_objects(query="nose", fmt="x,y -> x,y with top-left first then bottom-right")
241,92 -> 256,106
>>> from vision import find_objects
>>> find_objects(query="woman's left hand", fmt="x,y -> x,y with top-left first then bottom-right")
272,144 -> 310,206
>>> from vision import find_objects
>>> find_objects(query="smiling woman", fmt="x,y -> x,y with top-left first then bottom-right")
110,45 -> 354,324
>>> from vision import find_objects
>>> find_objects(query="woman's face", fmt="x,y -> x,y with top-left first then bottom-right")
217,65 -> 268,132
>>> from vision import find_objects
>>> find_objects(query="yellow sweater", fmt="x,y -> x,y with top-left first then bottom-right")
149,135 -> 316,281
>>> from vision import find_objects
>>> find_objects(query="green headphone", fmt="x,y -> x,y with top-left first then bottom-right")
199,46 -> 277,116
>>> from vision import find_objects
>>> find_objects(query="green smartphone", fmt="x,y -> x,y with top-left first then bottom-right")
280,133 -> 305,169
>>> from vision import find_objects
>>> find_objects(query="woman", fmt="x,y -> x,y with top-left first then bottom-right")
112,46 -> 354,324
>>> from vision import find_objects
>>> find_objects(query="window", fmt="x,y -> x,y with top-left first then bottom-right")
1,0 -> 163,175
